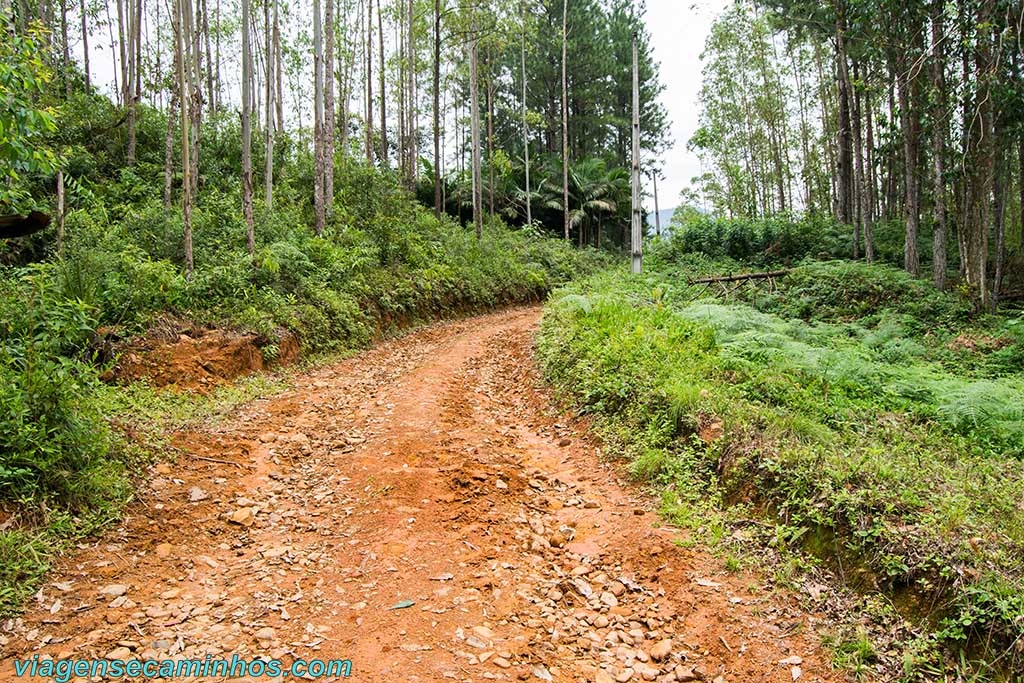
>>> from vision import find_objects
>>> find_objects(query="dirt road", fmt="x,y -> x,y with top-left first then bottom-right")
2,307 -> 841,682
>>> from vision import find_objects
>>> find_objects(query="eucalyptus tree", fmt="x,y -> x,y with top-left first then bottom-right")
313,0 -> 326,234
241,0 -> 254,247
323,0 -> 334,214
560,0 -> 568,240
689,0 -> 1024,311
469,4 -> 483,238
433,0 -> 441,216
264,0 -> 274,209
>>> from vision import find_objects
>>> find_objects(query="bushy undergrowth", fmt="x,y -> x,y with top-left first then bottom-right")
0,164 -> 607,616
538,258 -> 1024,679
659,214 -> 941,272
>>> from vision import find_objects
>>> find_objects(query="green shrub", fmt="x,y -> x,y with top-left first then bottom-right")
756,260 -> 972,326
0,271 -> 128,510
656,215 -> 848,266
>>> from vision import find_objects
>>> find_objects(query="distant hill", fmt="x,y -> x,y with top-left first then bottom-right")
646,207 -> 677,234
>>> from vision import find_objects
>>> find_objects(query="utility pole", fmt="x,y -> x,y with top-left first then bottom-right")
630,31 -> 642,273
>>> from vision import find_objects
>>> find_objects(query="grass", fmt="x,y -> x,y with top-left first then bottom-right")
537,253 -> 1024,681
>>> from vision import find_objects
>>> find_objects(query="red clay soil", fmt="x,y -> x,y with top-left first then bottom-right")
103,328 -> 300,390
0,307 -> 843,683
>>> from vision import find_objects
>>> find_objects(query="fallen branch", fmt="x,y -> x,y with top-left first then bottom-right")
181,452 -> 255,468
688,269 -> 792,285
168,444 -> 255,468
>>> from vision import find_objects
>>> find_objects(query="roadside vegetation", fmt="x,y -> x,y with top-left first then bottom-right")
0,195 -> 603,615
539,218 -> 1024,680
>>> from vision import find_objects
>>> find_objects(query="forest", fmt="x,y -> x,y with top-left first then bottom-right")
687,0 -> 1023,312
1,0 -> 1024,680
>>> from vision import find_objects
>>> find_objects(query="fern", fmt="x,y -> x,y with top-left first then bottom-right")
935,381 -> 1024,432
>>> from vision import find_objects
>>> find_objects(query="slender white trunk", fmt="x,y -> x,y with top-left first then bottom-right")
470,16 -> 483,239
176,0 -> 194,277
560,0 -> 569,240
521,4 -> 531,227
324,0 -> 335,214
241,0 -> 254,248
313,0 -> 326,234
630,33 -> 642,273
264,0 -> 274,208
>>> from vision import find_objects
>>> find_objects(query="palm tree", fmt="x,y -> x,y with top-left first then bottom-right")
539,157 -> 629,247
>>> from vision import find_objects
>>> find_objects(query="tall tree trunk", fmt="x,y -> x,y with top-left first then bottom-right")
398,7 -> 406,181
863,84 -> 876,261
814,44 -> 836,216
324,0 -> 335,214
186,0 -> 201,199
630,31 -> 642,273
852,61 -> 867,259
865,86 -> 877,228
273,1 -> 282,129
124,0 -> 137,163
365,0 -> 373,165
163,90 -> 177,209
60,0 -> 69,95
340,0 -> 352,161
201,0 -> 212,112
80,0 -> 90,92
963,0 -> 995,311
264,0 -> 274,208
403,0 -> 411,184
898,46 -> 922,277
376,0 -> 387,165
835,10 -> 854,227
992,147 -> 1006,309
241,0 -> 254,250
156,0 -> 163,109
313,0 -> 326,234
440,79 -> 446,210
521,2 -> 531,227
1019,140 -> 1024,251
215,0 -> 221,110
469,18 -> 483,239
134,0 -> 141,107
487,68 -> 495,222
561,0 -> 569,241
116,0 -> 127,105
432,0 -> 441,217
175,0 -> 194,278
930,0 -> 948,290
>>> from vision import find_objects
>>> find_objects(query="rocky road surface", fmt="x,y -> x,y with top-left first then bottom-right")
1,307 -> 842,683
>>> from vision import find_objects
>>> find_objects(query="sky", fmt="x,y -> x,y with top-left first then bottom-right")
644,0 -> 727,211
